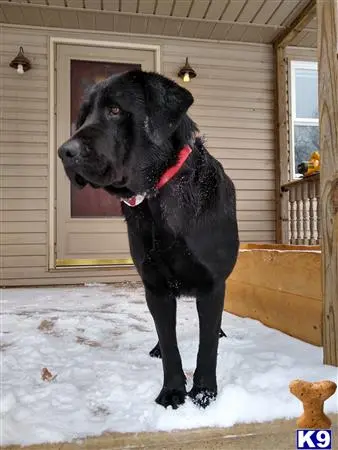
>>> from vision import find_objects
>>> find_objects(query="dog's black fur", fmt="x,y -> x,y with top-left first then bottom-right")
149,328 -> 227,359
58,70 -> 239,409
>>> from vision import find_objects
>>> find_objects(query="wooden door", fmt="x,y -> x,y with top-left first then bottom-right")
55,44 -> 156,266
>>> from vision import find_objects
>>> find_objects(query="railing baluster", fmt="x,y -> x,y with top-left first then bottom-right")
296,184 -> 303,244
315,180 -> 321,244
308,182 -> 316,245
289,187 -> 297,244
302,182 -> 310,245
288,191 -> 291,244
281,173 -> 320,247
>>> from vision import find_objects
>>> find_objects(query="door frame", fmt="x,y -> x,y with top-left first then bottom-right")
48,37 -> 161,270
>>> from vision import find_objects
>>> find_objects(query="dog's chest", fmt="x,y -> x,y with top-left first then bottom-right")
147,227 -> 205,289
126,200 -> 210,290
146,212 -> 192,267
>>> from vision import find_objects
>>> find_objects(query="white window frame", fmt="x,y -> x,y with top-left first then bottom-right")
289,60 -> 319,179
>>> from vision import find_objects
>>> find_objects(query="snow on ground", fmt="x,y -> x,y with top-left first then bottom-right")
1,285 -> 337,446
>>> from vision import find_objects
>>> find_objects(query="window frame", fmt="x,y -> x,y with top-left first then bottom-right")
289,60 -> 319,180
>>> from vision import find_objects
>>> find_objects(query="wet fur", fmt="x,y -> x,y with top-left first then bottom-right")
58,70 -> 239,409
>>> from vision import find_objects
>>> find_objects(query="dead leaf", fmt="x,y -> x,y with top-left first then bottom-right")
41,367 -> 57,382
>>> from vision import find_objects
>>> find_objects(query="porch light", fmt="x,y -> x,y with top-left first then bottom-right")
177,57 -> 196,83
9,46 -> 31,75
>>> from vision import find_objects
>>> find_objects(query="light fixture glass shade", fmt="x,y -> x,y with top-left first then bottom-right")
17,64 -> 24,75
178,57 -> 196,82
9,46 -> 31,73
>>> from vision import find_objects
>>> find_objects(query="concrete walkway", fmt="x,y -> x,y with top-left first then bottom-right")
3,414 -> 337,450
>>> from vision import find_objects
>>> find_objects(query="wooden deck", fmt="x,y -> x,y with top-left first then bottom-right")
3,415 -> 338,450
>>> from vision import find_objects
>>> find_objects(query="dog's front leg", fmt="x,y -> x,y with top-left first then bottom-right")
189,281 -> 225,408
145,287 -> 186,409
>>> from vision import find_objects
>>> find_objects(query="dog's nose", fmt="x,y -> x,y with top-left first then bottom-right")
58,140 -> 81,162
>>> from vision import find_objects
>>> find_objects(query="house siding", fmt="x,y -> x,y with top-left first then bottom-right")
0,25 -> 276,286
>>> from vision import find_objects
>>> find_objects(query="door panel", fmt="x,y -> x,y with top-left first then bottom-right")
56,44 -> 156,266
70,59 -> 140,218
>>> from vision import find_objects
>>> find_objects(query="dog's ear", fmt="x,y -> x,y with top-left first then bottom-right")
141,72 -> 194,145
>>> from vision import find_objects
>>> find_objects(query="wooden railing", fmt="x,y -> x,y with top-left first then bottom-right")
281,173 -> 320,245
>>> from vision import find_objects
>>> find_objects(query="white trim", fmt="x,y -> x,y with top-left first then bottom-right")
289,59 -> 319,180
287,45 -> 318,52
48,37 -> 160,270
50,37 -> 161,68
48,37 -> 55,270
290,60 -> 318,71
294,118 -> 318,125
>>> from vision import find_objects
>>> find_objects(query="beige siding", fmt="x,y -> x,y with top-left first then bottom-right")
0,24 -> 276,287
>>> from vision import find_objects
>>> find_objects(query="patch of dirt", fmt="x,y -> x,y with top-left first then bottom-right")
38,319 -> 56,333
0,342 -> 13,351
91,405 -> 110,417
76,336 -> 101,347
109,329 -> 123,337
38,318 -> 63,338
132,324 -> 151,333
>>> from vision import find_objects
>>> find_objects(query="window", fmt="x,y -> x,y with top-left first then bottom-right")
289,61 -> 319,179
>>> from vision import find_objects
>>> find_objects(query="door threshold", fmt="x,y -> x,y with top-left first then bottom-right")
56,258 -> 134,267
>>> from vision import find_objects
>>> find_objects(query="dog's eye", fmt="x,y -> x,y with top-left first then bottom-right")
108,106 -> 121,116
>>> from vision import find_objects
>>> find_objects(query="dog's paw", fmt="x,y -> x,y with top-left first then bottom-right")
188,386 -> 217,408
149,343 -> 162,359
219,328 -> 227,338
155,387 -> 186,409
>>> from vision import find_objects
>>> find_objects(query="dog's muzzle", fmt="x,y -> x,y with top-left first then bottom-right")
58,140 -> 90,189
58,139 -> 81,166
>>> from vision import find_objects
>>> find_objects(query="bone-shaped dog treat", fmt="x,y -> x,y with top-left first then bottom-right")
289,379 -> 337,429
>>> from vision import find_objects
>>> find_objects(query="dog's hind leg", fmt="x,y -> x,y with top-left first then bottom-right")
149,341 -> 161,358
219,328 -> 227,338
189,280 -> 225,408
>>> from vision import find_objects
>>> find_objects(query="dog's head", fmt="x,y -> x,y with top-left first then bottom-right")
57,70 -> 194,197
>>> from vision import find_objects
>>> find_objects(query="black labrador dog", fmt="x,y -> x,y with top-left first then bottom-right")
58,70 -> 239,409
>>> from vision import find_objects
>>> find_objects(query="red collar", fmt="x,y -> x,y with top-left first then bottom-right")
122,144 -> 192,207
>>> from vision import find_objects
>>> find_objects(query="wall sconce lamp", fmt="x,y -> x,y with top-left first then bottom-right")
177,57 -> 196,83
9,46 -> 31,75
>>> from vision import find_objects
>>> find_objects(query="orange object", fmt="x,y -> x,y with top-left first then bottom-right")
289,379 -> 337,429
297,151 -> 320,176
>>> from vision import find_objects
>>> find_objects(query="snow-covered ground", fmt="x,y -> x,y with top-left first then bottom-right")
1,285 -> 337,446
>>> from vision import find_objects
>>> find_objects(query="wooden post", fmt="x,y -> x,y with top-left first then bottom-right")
273,0 -> 317,48
274,45 -> 289,244
274,0 -> 317,244
317,0 -> 338,366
